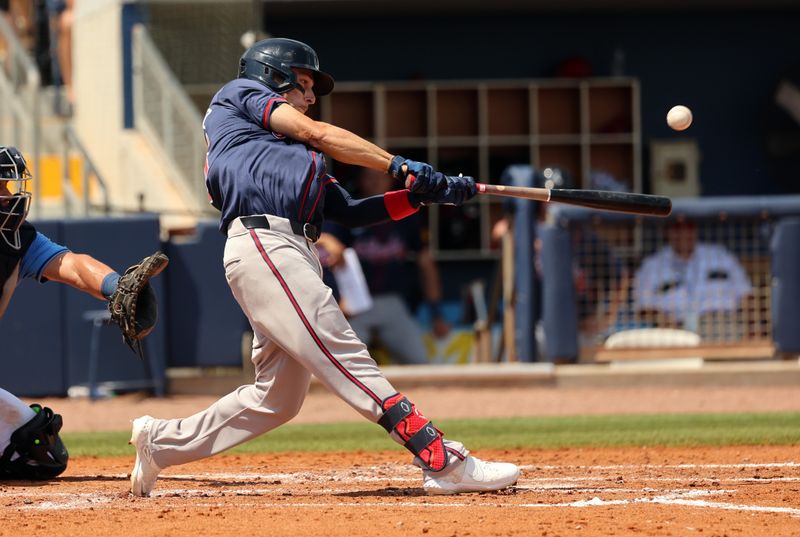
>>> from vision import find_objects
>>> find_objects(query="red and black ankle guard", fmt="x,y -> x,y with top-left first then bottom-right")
379,394 -> 448,472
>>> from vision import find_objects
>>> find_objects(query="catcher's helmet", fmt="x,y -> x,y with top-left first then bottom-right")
0,146 -> 32,250
238,38 -> 334,97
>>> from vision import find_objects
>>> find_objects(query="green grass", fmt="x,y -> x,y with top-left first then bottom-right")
61,412 -> 800,458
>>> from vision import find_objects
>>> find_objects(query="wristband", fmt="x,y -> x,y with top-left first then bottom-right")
428,301 -> 443,319
387,155 -> 406,180
384,189 -> 419,221
101,272 -> 121,299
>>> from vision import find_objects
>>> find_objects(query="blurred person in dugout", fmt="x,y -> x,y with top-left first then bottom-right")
633,219 -> 753,340
315,168 -> 450,365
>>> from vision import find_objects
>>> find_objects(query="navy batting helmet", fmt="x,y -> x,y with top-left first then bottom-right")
0,146 -> 32,250
238,38 -> 334,97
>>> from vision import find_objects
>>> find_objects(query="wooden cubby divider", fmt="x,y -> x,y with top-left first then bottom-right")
320,78 -> 640,258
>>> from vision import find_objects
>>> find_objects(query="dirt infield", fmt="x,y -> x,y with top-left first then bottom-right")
6,383 -> 800,535
2,446 -> 799,537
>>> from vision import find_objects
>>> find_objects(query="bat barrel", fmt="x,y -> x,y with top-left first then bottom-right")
549,189 -> 672,217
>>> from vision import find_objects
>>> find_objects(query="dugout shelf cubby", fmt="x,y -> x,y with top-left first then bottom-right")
318,77 -> 641,259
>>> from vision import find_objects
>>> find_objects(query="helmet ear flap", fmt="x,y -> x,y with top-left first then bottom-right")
267,67 -> 294,91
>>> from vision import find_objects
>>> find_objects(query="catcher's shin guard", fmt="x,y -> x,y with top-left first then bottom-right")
379,394 -> 448,472
0,404 -> 68,480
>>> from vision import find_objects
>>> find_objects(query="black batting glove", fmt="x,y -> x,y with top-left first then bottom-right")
410,173 -> 477,206
388,155 -> 443,193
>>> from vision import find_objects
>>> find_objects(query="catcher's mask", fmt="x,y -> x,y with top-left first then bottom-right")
0,146 -> 32,250
238,37 -> 334,97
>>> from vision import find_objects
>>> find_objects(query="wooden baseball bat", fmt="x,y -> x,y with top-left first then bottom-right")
476,183 -> 672,217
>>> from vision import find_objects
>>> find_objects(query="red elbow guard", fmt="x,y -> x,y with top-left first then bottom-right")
384,190 -> 419,221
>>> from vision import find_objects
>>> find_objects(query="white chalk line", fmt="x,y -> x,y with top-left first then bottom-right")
96,460 -> 800,484
18,489 -> 800,518
60,472 -> 800,488
5,462 -> 800,517
8,492 -> 115,511
520,462 -> 800,471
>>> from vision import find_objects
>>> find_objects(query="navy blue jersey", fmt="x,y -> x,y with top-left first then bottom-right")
203,79 -> 329,231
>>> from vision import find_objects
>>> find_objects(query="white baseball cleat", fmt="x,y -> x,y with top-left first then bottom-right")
129,415 -> 161,497
422,455 -> 520,495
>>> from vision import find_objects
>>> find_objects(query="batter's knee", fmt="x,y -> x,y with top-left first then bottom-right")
249,383 -> 306,427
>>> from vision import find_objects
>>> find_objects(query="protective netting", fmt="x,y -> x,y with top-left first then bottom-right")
566,216 -> 773,354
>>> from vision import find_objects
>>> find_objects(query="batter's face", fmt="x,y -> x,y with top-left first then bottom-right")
284,68 -> 316,114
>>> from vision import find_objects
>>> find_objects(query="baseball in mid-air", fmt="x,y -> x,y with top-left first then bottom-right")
667,105 -> 693,131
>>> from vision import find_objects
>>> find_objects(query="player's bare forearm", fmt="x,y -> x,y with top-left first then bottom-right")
308,122 -> 393,171
270,104 -> 393,172
41,252 -> 114,301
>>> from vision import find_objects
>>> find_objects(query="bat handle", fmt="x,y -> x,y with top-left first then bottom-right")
476,183 -> 487,193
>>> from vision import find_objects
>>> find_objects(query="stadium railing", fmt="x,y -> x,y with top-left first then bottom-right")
0,13 -> 40,212
131,24 -> 208,210
0,13 -> 110,218
61,123 -> 110,216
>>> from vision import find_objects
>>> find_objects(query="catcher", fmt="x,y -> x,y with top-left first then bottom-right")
0,145 -> 167,480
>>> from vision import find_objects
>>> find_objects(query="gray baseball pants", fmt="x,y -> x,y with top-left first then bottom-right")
146,215 -> 466,470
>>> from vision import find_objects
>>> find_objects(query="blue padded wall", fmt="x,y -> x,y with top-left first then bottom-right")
59,216 -> 166,391
503,165 -> 538,363
0,221 -> 66,397
771,218 -> 800,354
164,221 -> 247,367
540,223 -> 579,363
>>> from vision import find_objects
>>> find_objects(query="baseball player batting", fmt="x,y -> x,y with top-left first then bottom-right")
0,146 -> 167,480
129,38 -> 520,496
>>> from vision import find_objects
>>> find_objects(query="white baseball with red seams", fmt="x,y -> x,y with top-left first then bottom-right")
667,105 -> 693,131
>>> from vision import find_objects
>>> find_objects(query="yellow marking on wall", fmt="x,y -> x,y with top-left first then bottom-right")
28,155 -> 95,199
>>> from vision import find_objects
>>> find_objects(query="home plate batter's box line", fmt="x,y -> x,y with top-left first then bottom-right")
7,462 -> 800,513
13,489 -> 800,517
92,461 -> 800,482
522,462 -> 800,471
96,474 -> 800,486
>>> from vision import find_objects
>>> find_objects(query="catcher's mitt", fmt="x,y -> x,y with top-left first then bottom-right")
108,252 -> 169,357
